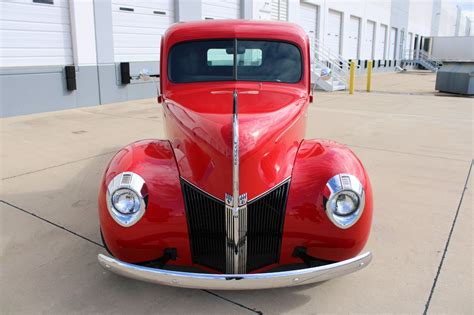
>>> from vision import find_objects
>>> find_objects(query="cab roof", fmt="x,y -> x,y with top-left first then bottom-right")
163,20 -> 309,50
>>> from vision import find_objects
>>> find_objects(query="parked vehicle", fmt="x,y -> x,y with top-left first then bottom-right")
98,20 -> 373,290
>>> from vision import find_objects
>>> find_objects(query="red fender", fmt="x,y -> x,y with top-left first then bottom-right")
98,140 -> 192,265
279,139 -> 373,264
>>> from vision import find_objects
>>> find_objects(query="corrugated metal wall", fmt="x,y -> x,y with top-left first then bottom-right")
0,0 -> 73,67
376,24 -> 388,59
111,0 -> 174,62
271,0 -> 288,21
347,16 -> 361,59
202,0 -> 240,19
363,20 -> 376,59
299,2 -> 318,62
326,9 -> 342,55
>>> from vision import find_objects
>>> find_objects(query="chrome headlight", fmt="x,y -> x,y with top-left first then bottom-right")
106,172 -> 147,227
324,174 -> 365,229
112,189 -> 141,214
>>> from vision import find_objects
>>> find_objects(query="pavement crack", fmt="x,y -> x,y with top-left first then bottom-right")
1,151 -> 116,180
423,159 -> 473,315
0,200 -> 104,249
203,290 -> 263,314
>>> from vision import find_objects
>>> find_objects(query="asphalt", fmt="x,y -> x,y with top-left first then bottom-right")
1,71 -> 472,314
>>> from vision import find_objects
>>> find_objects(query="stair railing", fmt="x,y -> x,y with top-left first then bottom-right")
312,38 -> 349,85
419,51 -> 442,68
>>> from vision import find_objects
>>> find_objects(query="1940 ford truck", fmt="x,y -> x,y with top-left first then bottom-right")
98,20 -> 373,290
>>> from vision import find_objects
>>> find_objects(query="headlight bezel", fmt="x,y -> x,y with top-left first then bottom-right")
324,174 -> 365,229
106,172 -> 148,227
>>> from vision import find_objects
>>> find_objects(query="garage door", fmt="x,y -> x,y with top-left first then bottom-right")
398,30 -> 405,59
0,0 -> 73,67
346,15 -> 360,60
376,24 -> 387,59
388,27 -> 397,60
299,2 -> 318,62
407,32 -> 413,58
271,0 -> 288,21
327,9 -> 342,55
363,20 -> 375,60
202,0 -> 240,19
112,0 -> 174,62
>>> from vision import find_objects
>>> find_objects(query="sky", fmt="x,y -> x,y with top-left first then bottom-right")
456,0 -> 474,12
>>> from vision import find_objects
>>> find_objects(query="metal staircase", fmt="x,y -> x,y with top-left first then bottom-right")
311,38 -> 349,91
401,49 -> 442,72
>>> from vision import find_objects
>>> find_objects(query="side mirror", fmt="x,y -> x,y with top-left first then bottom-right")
311,68 -> 332,101
320,68 -> 332,81
139,68 -> 161,102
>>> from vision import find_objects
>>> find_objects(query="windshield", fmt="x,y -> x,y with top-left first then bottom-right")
168,40 -> 302,84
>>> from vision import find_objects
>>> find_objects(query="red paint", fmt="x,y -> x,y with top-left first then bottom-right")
161,20 -> 311,200
279,140 -> 373,265
99,20 -> 372,271
164,83 -> 308,200
99,140 -> 192,265
160,20 -> 311,96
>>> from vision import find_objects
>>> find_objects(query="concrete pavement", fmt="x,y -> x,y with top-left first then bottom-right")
1,71 -> 472,314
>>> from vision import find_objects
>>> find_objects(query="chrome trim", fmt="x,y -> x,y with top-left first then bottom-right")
180,177 -> 224,203
238,202 -> 247,274
232,89 -> 239,204
98,252 -> 372,290
247,177 -> 291,203
225,89 -> 248,274
106,172 -> 148,227
225,197 -> 233,273
323,174 -> 365,229
225,192 -> 247,274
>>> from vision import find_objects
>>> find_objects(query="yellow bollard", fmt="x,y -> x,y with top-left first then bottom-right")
349,61 -> 356,94
367,60 -> 373,92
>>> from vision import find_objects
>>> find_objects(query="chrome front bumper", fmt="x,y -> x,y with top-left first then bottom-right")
98,252 -> 372,290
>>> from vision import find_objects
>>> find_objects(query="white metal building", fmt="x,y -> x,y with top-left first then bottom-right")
0,0 -> 465,116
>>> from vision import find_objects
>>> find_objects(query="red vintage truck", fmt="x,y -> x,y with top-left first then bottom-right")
98,20 -> 373,290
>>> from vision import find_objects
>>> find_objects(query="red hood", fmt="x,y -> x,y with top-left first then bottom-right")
163,82 -> 308,200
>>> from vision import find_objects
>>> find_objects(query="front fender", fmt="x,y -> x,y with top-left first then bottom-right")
98,140 -> 192,265
280,140 -> 373,264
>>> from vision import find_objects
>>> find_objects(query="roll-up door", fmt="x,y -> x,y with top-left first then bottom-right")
376,24 -> 387,59
203,0 -> 240,20
112,0 -> 174,62
347,15 -> 361,59
0,0 -> 73,67
407,32 -> 413,58
363,20 -> 375,60
271,0 -> 288,21
327,9 -> 342,55
398,30 -> 405,59
389,27 -> 397,60
299,2 -> 318,62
